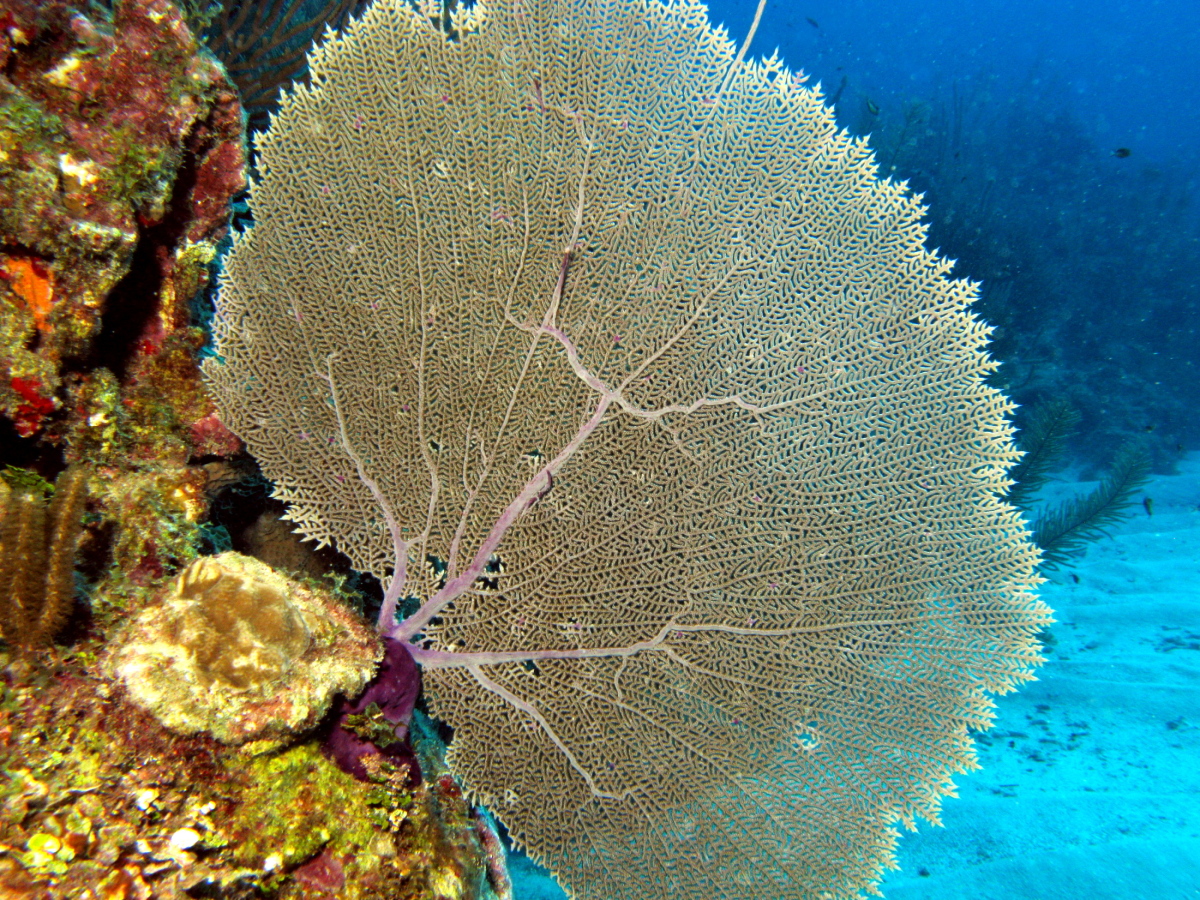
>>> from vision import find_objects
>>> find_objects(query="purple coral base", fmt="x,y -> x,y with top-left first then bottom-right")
322,637 -> 422,781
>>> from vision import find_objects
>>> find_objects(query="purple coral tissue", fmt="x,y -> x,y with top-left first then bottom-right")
323,637 -> 422,781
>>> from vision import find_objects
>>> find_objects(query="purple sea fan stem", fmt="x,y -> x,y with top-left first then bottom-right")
320,353 -> 410,632
409,643 -> 641,668
392,390 -> 614,643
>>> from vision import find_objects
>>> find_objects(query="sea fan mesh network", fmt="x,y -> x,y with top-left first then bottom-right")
203,0 -> 1050,896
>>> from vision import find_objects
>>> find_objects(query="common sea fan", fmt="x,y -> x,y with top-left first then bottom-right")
203,0 -> 1050,896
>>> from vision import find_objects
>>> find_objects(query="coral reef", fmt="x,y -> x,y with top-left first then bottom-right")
0,0 -> 246,446
0,3 -> 511,897
0,656 -> 509,898
0,0 -> 246,638
110,552 -> 381,747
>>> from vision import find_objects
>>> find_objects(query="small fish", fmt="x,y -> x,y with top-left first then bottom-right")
1143,496 -> 1154,516
1113,147 -> 1132,158
865,97 -> 880,116
829,75 -> 848,106
806,17 -> 820,28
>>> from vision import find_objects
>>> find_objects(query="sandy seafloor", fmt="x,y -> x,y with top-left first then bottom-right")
508,453 -> 1200,900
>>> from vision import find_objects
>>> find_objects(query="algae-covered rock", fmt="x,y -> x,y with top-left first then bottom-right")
0,654 -> 511,899
109,552 -> 381,746
0,0 -> 246,442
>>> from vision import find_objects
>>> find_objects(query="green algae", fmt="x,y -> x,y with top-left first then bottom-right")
226,742 -> 391,872
0,465 -> 54,496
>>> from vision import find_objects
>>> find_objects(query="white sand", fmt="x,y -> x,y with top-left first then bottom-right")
881,452 -> 1200,899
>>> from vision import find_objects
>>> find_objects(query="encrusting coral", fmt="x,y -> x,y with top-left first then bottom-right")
109,551 -> 381,747
0,0 -> 246,629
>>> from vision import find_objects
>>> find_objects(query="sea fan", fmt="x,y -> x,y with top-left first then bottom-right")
202,1 -> 1049,896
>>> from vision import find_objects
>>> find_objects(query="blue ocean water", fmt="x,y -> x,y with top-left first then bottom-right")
509,1 -> 1200,897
